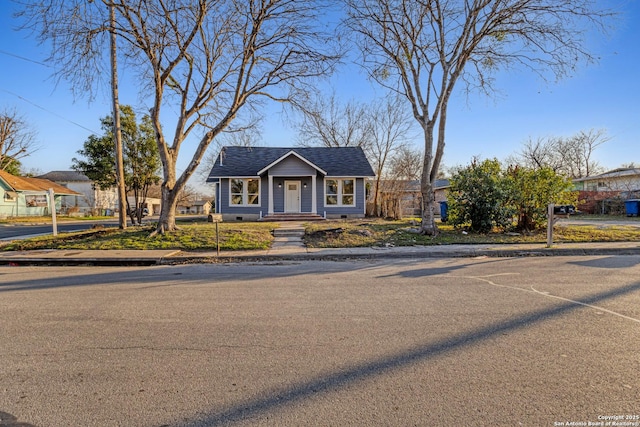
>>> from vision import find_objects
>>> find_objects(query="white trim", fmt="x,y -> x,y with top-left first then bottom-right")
311,174 -> 317,214
268,175 -> 274,215
258,150 -> 327,176
216,182 -> 221,214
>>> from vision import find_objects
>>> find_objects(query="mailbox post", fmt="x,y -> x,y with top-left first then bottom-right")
546,204 -> 554,248
208,213 -> 223,256
547,204 -> 574,247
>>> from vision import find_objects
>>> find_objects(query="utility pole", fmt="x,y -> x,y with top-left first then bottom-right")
109,2 -> 127,229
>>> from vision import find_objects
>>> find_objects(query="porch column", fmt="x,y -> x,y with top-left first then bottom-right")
268,174 -> 274,215
311,174 -> 317,214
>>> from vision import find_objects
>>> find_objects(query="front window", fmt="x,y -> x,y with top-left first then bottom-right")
342,179 -> 354,205
230,178 -> 260,206
325,178 -> 356,207
4,191 -> 17,202
326,179 -> 338,205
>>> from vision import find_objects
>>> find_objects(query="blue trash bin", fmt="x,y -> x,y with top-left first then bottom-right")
624,199 -> 640,217
439,201 -> 449,222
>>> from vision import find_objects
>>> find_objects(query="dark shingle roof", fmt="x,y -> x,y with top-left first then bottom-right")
207,146 -> 375,181
37,170 -> 91,182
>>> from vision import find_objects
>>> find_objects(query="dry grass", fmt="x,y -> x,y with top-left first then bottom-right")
3,217 -> 640,252
1,222 -> 275,251
303,218 -> 640,248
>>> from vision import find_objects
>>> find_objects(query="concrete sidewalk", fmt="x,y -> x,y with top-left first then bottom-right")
1,241 -> 640,266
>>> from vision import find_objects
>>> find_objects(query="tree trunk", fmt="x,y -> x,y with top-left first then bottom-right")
156,182 -> 179,234
420,182 -> 437,235
419,125 -> 438,236
153,152 -> 181,234
373,174 -> 382,217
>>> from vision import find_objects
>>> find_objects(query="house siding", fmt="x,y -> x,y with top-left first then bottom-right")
269,157 -> 317,176
272,180 -> 284,212
272,176 -> 314,213
62,182 -> 117,213
0,187 -> 62,218
219,176 -> 269,220
301,177 -> 313,212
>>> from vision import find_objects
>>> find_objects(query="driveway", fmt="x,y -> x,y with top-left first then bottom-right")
558,216 -> 640,227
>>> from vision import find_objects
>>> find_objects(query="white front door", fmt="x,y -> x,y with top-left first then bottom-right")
284,180 -> 301,213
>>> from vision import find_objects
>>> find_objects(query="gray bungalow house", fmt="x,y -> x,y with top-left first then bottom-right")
206,146 -> 375,221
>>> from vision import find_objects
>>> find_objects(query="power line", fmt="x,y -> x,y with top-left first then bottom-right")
0,49 -> 52,68
0,88 -> 98,134
0,49 -> 99,134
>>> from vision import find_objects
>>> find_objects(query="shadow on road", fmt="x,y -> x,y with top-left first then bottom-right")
0,411 -> 37,427
569,255 -> 640,269
376,257 -> 508,278
0,260 -> 455,293
175,280 -> 640,426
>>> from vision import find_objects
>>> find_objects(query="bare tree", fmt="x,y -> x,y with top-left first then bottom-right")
295,93 -> 415,215
295,93 -> 372,148
510,129 -> 609,178
506,136 -> 563,172
20,0 -> 340,234
388,146 -> 423,182
379,146 -> 423,218
367,95 -> 415,215
199,124 -> 263,183
345,0 -> 615,235
560,129 -> 609,178
0,108 -> 39,174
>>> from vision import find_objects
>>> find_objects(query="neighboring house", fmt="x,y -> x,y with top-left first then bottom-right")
127,197 -> 161,216
206,146 -> 375,221
572,168 -> 640,214
376,179 -> 450,219
0,170 -> 82,218
572,168 -> 640,194
177,200 -> 212,215
37,170 -> 118,215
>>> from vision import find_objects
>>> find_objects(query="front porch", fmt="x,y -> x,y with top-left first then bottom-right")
266,175 -> 319,217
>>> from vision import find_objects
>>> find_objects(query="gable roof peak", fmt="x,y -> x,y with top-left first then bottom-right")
257,149 -> 328,176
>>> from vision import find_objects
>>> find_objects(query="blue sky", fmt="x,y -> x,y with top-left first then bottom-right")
0,1 -> 638,190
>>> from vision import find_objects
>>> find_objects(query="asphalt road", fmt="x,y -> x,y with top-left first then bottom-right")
0,216 -> 206,241
0,221 -> 119,240
1,257 -> 639,427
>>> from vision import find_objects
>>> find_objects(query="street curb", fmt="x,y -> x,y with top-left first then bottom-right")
160,247 -> 640,265
1,246 -> 640,266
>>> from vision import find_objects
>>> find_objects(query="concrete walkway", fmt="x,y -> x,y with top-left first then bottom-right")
268,222 -> 306,254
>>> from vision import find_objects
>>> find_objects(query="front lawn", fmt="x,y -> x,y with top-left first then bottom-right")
2,217 -> 640,252
1,222 -> 275,251
303,218 -> 640,248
